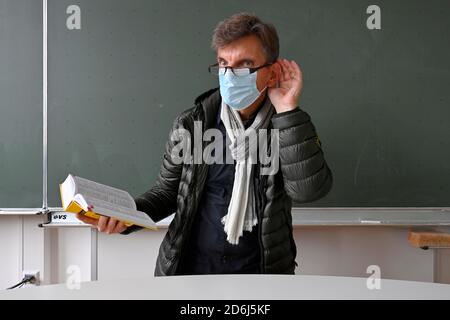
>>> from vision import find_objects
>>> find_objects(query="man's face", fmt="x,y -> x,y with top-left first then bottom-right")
216,34 -> 276,92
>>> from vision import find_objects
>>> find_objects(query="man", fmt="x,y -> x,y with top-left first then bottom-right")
76,13 -> 333,276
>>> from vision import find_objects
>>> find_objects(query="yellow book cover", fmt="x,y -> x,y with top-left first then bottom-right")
59,185 -> 101,220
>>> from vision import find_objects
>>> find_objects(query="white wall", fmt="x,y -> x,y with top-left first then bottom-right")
0,216 -> 22,289
1,215 -> 449,290
294,226 -> 435,281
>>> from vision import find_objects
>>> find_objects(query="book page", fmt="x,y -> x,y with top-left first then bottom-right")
69,174 -> 156,228
82,195 -> 155,228
73,175 -> 136,210
60,175 -> 76,209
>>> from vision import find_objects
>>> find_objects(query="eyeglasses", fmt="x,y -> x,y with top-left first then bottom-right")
208,62 -> 273,77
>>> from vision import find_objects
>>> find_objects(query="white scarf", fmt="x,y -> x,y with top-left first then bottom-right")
220,97 -> 273,245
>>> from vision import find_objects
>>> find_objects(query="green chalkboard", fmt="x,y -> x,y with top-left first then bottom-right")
42,0 -> 449,208
0,0 -> 42,208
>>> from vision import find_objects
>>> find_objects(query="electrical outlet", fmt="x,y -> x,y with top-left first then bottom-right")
22,270 -> 40,286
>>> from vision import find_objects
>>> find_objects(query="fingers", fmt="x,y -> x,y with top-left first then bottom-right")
291,60 -> 302,79
277,59 -> 302,81
100,216 -> 127,234
104,217 -> 116,234
76,212 -> 98,226
277,59 -> 293,82
107,217 -> 126,234
97,216 -> 109,232
269,63 -> 282,87
290,60 -> 302,82
277,59 -> 289,82
75,213 -> 127,234
113,221 -> 128,234
283,59 -> 296,78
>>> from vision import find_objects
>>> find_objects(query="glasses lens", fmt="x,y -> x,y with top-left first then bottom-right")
218,67 -> 227,75
209,65 -> 222,75
231,68 -> 250,77
209,65 -> 251,76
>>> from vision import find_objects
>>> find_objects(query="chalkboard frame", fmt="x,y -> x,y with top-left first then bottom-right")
1,0 -> 450,227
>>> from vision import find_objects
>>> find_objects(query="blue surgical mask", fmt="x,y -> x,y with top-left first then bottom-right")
219,70 -> 266,110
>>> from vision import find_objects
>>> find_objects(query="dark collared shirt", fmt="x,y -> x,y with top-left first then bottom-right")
179,104 -> 261,274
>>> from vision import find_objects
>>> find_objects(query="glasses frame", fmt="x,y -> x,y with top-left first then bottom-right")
208,62 -> 273,76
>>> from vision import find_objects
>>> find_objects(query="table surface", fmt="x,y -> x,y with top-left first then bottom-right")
1,275 -> 450,300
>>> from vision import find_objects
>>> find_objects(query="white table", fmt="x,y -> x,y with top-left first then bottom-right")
1,275 -> 450,300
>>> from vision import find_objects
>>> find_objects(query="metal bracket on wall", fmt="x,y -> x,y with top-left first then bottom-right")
39,209 -> 87,227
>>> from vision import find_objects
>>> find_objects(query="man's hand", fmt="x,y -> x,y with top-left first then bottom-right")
76,212 -> 128,234
268,59 -> 303,113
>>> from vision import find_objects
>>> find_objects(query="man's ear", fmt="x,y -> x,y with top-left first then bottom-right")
267,63 -> 281,88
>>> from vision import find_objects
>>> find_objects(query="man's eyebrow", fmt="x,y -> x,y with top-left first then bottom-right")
217,57 -> 256,65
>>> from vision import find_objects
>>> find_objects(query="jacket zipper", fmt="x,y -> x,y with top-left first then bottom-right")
257,164 -> 267,273
257,124 -> 272,274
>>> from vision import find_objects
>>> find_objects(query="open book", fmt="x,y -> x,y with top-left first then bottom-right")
60,174 -> 157,230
